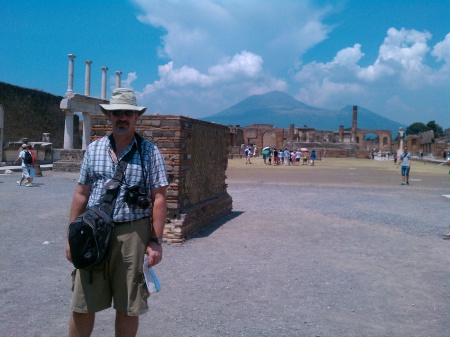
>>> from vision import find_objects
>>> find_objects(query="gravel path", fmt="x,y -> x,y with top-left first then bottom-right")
1,158 -> 449,336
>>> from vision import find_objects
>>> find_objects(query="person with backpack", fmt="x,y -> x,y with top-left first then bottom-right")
26,144 -> 37,183
13,143 -> 33,187
65,88 -> 168,337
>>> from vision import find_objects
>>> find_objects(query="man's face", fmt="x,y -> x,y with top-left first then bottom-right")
404,146 -> 408,152
108,110 -> 138,137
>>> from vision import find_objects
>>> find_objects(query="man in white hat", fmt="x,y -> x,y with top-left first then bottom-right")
66,88 -> 168,337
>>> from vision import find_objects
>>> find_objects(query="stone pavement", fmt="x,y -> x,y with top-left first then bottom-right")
0,158 -> 449,336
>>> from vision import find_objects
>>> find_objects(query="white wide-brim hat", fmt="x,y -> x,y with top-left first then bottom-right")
100,88 -> 147,115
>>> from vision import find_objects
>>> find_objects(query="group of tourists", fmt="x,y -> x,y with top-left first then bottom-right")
244,146 -> 317,166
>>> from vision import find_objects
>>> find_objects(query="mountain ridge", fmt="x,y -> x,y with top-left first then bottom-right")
202,91 -> 406,135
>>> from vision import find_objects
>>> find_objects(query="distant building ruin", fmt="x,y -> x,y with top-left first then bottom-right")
228,106 -> 393,158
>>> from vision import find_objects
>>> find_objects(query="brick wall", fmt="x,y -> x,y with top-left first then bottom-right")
89,114 -> 232,243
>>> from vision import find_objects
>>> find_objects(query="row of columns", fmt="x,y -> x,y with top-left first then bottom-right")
64,54 -> 122,150
67,54 -> 122,99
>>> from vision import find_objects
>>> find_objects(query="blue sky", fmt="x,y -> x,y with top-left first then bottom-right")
1,0 -> 449,129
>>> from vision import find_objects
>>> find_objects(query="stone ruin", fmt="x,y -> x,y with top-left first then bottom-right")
228,106 -> 394,159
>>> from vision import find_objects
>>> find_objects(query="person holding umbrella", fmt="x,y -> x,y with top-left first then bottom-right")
301,148 -> 309,165
244,145 -> 252,164
262,147 -> 270,165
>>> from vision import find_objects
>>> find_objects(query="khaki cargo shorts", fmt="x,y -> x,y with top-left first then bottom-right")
71,217 -> 151,316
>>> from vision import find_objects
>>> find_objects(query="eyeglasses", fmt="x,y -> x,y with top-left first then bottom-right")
111,110 -> 136,117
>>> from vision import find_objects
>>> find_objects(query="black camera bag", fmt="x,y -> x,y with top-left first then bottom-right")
68,138 -> 140,270
68,206 -> 114,269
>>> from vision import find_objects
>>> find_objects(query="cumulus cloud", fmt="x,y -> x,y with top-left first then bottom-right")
134,0 -> 332,72
138,51 -> 286,116
131,0 -> 331,116
432,33 -> 450,62
293,27 -> 450,123
121,72 -> 138,88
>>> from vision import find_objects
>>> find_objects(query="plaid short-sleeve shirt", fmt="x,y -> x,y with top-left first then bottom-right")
78,135 -> 168,222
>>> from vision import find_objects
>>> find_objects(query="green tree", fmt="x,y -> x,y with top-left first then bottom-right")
426,120 -> 444,138
406,122 -> 428,135
406,121 -> 444,138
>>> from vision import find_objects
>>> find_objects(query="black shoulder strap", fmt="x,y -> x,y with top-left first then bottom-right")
100,139 -> 138,215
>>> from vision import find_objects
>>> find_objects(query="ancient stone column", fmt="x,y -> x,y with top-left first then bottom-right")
63,110 -> 74,150
101,66 -> 108,100
67,54 -> 76,93
339,125 -> 344,142
398,127 -> 404,156
351,105 -> 357,143
115,71 -> 122,88
84,60 -> 92,96
82,112 -> 91,150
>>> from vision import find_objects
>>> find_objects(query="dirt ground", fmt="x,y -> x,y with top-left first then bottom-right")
0,157 -> 449,336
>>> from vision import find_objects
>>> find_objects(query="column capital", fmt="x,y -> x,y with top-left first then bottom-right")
85,60 -> 92,65
68,54 -> 76,60
115,71 -> 122,89
101,66 -> 109,71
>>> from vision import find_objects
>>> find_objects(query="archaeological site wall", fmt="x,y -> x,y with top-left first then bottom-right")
84,114 -> 232,243
0,82 -> 64,149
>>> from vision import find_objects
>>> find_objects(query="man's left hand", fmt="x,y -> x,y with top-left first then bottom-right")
146,242 -> 163,267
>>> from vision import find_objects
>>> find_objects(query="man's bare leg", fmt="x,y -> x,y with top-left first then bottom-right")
69,312 -> 95,337
115,310 -> 138,337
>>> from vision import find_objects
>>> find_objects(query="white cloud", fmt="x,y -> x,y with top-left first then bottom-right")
293,27 -> 450,124
121,72 -> 138,88
432,32 -> 450,67
134,0 -> 332,73
137,52 -> 286,117
209,52 -> 263,79
378,28 -> 431,69
333,44 -> 365,65
131,0 -> 332,116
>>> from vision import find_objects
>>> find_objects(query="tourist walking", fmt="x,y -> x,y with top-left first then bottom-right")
295,149 -> 301,166
14,144 -> 33,187
279,149 -> 284,165
65,88 -> 169,337
397,145 -> 411,185
245,145 -> 252,164
310,150 -> 316,166
27,144 -> 37,183
284,149 -> 290,166
302,151 -> 308,165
